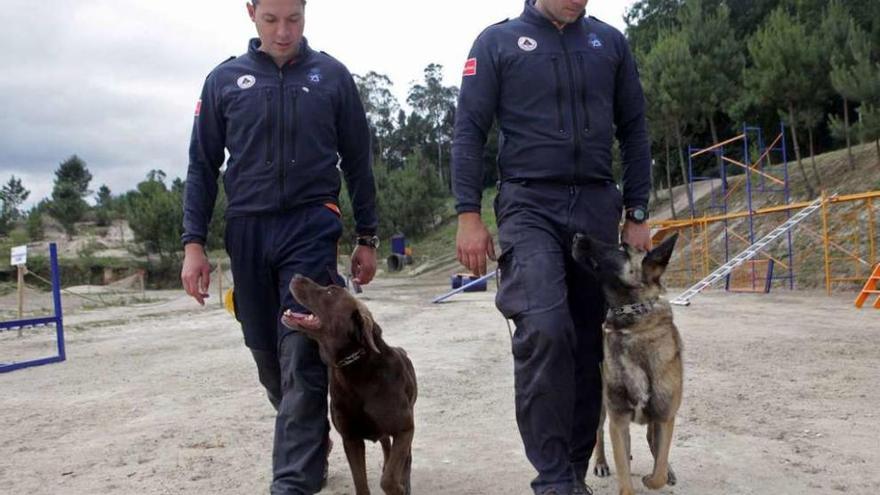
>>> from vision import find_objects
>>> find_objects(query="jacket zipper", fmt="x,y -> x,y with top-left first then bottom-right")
265,89 -> 274,170
551,57 -> 565,135
559,31 -> 581,180
576,53 -> 590,134
278,69 -> 285,208
290,87 -> 299,173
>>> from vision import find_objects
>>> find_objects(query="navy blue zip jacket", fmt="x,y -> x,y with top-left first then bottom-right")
452,0 -> 651,214
182,38 -> 377,245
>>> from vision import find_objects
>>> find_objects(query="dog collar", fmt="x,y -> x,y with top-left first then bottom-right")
608,300 -> 655,317
336,348 -> 366,368
606,299 -> 657,323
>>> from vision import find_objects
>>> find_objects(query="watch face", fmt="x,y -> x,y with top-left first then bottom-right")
633,209 -> 646,221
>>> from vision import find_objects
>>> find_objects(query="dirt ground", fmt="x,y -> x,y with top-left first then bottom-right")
2,275 -> 879,495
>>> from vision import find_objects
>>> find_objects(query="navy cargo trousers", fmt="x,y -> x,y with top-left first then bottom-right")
225,204 -> 344,495
494,180 -> 622,495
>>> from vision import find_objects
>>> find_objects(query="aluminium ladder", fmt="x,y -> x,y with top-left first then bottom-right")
670,196 -> 828,306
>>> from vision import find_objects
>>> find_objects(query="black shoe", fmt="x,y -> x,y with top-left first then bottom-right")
572,480 -> 594,495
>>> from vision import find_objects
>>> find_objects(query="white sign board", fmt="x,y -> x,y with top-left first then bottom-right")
10,245 -> 27,266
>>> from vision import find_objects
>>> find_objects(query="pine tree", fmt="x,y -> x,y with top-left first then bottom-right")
744,8 -> 822,197
642,29 -> 699,216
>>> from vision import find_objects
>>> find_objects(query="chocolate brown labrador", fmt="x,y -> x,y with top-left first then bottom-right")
282,275 -> 417,495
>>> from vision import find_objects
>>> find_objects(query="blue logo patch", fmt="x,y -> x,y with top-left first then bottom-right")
588,33 -> 603,49
308,69 -> 322,84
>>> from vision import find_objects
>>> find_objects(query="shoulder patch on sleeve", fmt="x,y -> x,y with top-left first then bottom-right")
462,58 -> 478,77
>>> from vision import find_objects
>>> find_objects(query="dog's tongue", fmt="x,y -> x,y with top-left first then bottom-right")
281,310 -> 321,331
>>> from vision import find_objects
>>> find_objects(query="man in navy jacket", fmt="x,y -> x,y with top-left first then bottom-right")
180,1 -> 378,493
453,1 -> 652,494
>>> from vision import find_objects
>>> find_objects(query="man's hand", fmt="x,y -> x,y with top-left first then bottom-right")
622,220 -> 652,251
351,245 -> 377,285
181,243 -> 211,305
456,212 -> 496,276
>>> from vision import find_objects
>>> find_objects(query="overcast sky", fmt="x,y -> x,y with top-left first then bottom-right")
0,0 -> 635,208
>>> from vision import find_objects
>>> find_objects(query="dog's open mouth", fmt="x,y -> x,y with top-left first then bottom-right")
281,309 -> 321,331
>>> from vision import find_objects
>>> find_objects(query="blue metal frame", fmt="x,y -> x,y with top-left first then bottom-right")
688,125 -> 795,292
432,271 -> 497,304
0,243 -> 66,373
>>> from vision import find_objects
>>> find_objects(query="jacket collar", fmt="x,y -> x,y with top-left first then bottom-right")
247,37 -> 313,67
521,0 -> 586,32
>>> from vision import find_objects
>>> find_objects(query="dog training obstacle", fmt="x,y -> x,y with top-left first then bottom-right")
432,271 -> 496,304
685,123 -> 796,291
670,196 -> 827,306
1,243 -> 66,373
855,264 -> 880,309
654,190 -> 880,297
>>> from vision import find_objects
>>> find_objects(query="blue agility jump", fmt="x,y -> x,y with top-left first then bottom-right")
432,271 -> 497,304
0,243 -> 66,373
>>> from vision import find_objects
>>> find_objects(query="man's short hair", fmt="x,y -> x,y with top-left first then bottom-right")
251,0 -> 307,6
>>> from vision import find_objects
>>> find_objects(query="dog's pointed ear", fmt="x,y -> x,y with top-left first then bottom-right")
352,300 -> 381,354
643,233 -> 678,281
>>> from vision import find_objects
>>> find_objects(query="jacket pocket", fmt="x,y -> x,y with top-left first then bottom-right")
576,53 -> 591,135
550,56 -> 567,138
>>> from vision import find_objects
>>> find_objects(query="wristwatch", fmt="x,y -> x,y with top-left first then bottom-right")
625,206 -> 649,224
356,235 -> 380,249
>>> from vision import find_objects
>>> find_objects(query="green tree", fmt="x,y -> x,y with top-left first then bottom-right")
53,155 -> 92,197
125,170 -> 184,262
744,8 -> 821,197
354,71 -> 400,162
26,205 -> 44,241
624,0 -> 682,54
47,155 -> 93,237
407,64 -> 458,187
94,184 -> 113,227
642,29 -> 699,215
825,1 -> 863,170
1,176 -> 30,222
679,0 -> 744,145
831,19 -> 880,162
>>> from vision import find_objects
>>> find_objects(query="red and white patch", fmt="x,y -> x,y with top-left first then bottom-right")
194,99 -> 202,117
462,58 -> 477,77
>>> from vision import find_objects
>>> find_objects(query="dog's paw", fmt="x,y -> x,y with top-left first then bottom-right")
618,487 -> 636,495
642,473 -> 668,490
593,460 -> 611,477
667,466 -> 677,486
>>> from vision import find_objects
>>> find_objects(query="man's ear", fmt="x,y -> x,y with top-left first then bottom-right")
642,233 -> 678,282
352,300 -> 380,354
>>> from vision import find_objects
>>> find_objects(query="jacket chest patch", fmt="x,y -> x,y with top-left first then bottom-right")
588,33 -> 603,49
237,74 -> 256,89
518,36 -> 538,52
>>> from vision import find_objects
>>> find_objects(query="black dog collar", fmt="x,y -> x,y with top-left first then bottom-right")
336,348 -> 366,368
606,298 -> 658,329
608,299 -> 656,318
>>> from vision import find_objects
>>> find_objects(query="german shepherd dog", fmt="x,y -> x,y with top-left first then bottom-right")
572,233 -> 683,495
282,275 -> 417,495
